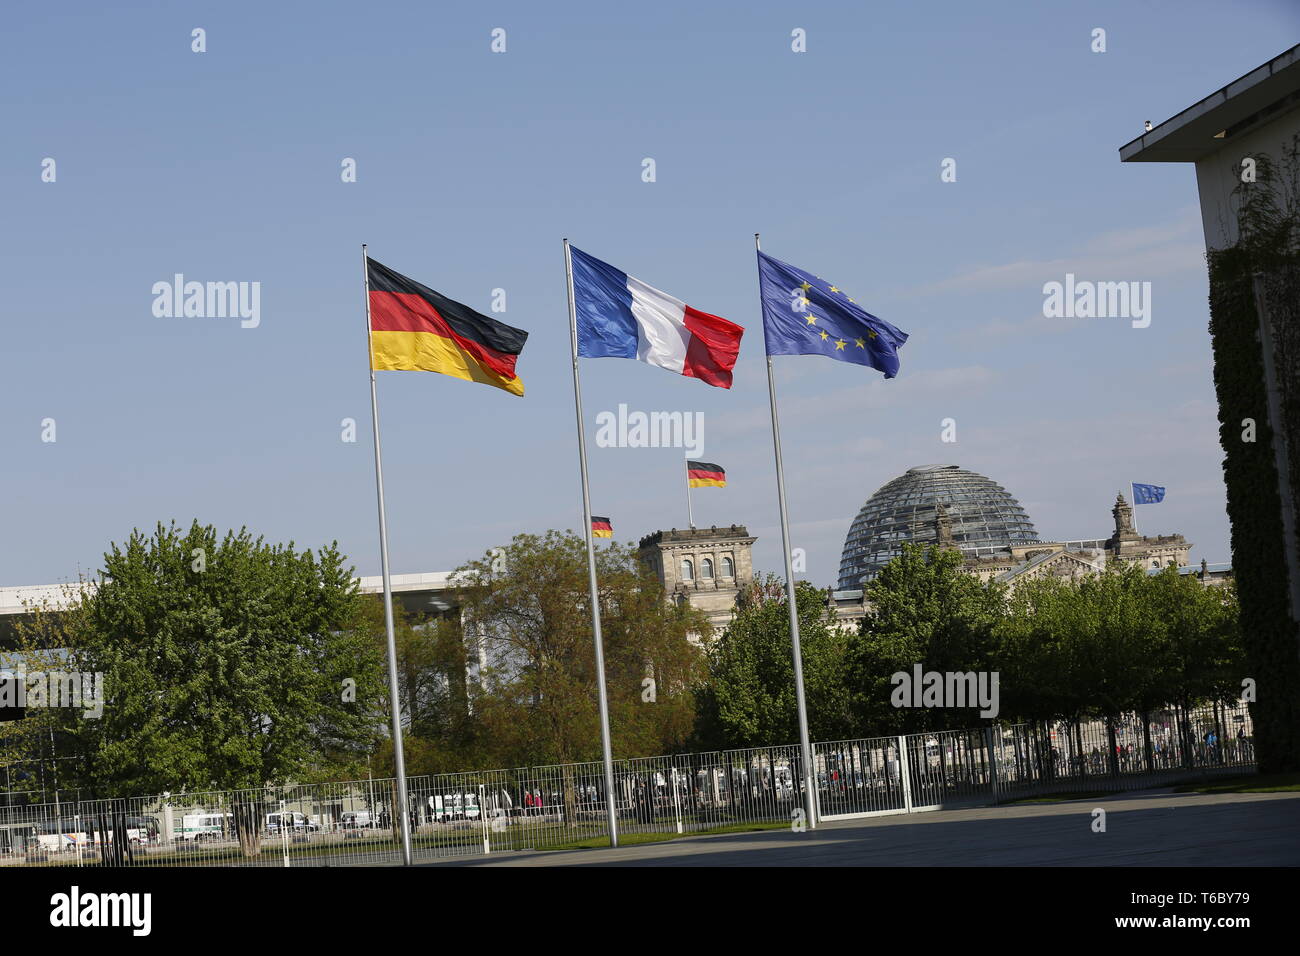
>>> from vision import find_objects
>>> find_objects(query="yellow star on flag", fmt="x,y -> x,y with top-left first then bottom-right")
819,330 -> 829,341
867,329 -> 878,340
834,339 -> 847,350
805,314 -> 817,325
855,337 -> 865,348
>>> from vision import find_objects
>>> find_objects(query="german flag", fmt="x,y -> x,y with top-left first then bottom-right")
591,516 -> 613,538
367,257 -> 528,396
686,460 -> 726,488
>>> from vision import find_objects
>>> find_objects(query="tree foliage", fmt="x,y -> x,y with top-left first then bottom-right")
696,546 -> 1245,748
59,521 -> 387,796
694,576 -> 853,748
5,520 -> 1251,796
849,544 -> 1005,735
996,563 -> 1244,724
452,530 -> 706,768
0,598 -> 70,792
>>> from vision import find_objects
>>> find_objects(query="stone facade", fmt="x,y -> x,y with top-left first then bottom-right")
960,492 -> 1191,588
638,495 -> 1212,638
638,525 -> 755,637
961,547 -> 1108,585
829,491 -> 1208,628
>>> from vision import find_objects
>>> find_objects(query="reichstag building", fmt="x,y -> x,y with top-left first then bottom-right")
837,465 -> 1040,589
836,464 -> 1205,594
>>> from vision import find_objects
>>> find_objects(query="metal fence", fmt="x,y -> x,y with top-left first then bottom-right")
0,702 -> 1254,866
815,701 -> 1255,819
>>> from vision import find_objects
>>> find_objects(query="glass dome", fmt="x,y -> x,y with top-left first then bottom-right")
837,464 -> 1039,589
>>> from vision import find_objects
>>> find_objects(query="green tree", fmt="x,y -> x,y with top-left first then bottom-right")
60,521 -> 387,797
364,600 -> 475,777
1,595 -> 73,799
998,562 -> 1247,772
694,576 -> 853,749
997,563 -> 1243,724
996,574 -> 1086,724
1144,567 -> 1244,707
453,530 -> 706,770
1072,564 -> 1165,771
1143,567 -> 1245,760
1074,564 -> 1163,718
849,544 -> 1005,736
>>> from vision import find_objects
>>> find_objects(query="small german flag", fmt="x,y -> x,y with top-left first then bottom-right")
686,460 -> 726,488
590,516 -> 613,538
367,257 -> 528,396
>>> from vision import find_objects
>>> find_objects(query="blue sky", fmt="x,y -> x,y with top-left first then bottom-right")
4,0 -> 1297,587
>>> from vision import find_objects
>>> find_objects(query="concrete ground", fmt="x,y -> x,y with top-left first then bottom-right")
419,789 -> 1300,867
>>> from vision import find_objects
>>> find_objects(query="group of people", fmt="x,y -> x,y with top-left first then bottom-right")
1043,724 -> 1251,775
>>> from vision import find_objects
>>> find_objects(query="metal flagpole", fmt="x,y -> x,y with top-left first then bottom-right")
563,238 -> 621,847
755,233 -> 818,831
362,243 -> 414,866
686,458 -> 696,529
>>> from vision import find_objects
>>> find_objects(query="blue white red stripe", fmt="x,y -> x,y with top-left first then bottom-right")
570,246 -> 744,388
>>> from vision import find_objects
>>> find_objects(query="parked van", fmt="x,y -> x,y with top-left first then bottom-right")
31,816 -> 160,851
340,810 -> 376,829
177,812 -> 231,842
266,811 -> 318,834
430,792 -> 480,822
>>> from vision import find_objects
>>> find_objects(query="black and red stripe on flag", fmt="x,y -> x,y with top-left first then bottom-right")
686,460 -> 726,487
590,516 -> 613,537
367,256 -> 528,381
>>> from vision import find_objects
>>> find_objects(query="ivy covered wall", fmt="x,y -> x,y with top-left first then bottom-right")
1206,140 -> 1300,773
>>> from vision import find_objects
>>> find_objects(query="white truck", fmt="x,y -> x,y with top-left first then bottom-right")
429,792 -> 481,822
177,812 -> 231,842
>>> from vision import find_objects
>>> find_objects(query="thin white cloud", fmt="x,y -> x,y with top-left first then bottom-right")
909,211 -> 1207,298
958,313 -> 1074,341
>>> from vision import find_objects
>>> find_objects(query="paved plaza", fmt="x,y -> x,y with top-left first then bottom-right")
421,789 -> 1300,867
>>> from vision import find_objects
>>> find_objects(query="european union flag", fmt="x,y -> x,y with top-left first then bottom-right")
1132,482 -> 1166,504
758,251 -> 908,377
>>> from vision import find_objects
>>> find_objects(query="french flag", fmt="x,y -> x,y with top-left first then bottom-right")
570,246 -> 744,388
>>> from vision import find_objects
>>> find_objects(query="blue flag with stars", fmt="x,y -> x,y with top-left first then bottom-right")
1132,482 -> 1166,504
757,250 -> 908,377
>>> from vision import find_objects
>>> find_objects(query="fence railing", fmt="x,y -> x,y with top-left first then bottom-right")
0,701 -> 1254,866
